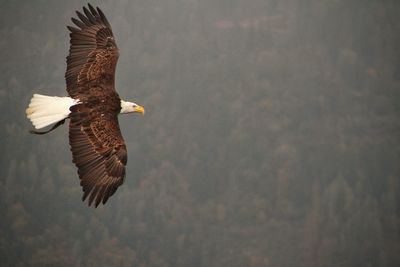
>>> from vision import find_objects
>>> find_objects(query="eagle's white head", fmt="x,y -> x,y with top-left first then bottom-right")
120,100 -> 145,115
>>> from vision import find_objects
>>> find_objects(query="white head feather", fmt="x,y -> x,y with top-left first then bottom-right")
120,100 -> 145,114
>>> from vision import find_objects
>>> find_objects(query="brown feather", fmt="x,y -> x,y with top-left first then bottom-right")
76,11 -> 91,26
95,185 -> 107,207
96,7 -> 112,30
67,25 -> 80,33
71,17 -> 85,29
88,185 -> 100,206
88,4 -> 98,18
83,6 -> 96,24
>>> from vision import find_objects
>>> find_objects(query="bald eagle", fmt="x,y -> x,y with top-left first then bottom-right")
25,4 -> 145,207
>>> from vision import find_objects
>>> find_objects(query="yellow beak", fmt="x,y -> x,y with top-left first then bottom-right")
134,105 -> 145,115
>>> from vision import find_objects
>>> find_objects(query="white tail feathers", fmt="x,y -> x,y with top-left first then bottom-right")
26,94 -> 78,129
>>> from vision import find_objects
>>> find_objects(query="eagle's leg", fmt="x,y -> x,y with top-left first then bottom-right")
29,119 -> 66,135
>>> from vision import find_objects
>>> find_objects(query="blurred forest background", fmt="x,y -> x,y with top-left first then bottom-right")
0,0 -> 399,266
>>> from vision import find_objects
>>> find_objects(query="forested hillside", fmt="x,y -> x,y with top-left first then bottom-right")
0,0 -> 399,266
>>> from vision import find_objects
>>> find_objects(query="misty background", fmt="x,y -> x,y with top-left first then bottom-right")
0,0 -> 399,266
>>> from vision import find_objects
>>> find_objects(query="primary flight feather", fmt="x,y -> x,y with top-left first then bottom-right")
26,4 -> 145,207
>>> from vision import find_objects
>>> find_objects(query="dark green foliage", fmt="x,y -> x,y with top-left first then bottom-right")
0,0 -> 399,266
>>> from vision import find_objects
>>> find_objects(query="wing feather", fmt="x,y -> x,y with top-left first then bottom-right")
88,4 -> 98,16
83,7 -> 97,24
69,109 -> 127,207
67,25 -> 80,33
66,4 -> 118,99
97,7 -> 112,29
76,11 -> 92,26
71,17 -> 85,29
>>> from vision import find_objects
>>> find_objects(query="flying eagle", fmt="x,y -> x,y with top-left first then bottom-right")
25,4 -> 145,207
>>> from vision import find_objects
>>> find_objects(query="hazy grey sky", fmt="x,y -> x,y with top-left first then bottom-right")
1,1 -> 399,266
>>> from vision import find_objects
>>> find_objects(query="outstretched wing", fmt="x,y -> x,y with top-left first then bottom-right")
69,96 -> 127,207
65,4 -> 119,98
66,5 -> 127,207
